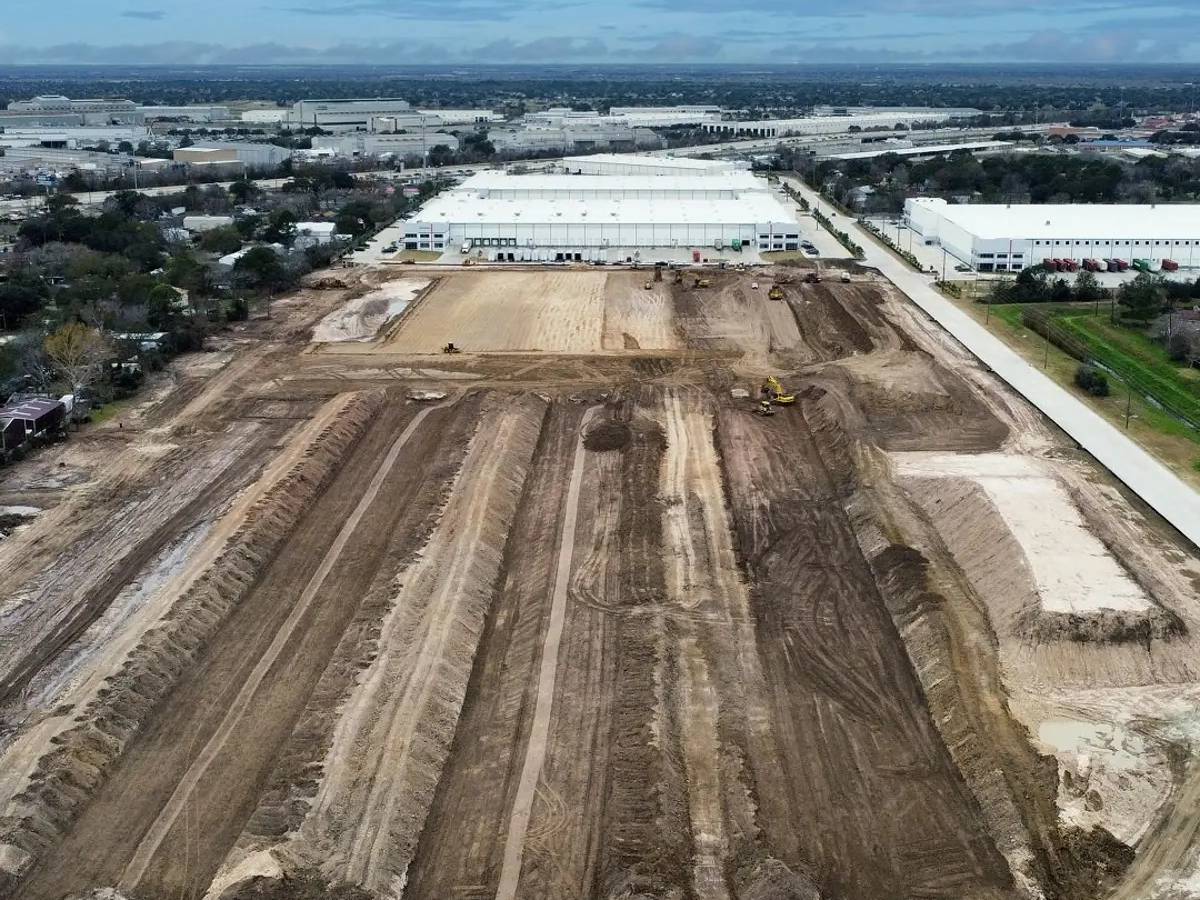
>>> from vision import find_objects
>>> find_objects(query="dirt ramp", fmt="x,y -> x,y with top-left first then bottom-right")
0,393 -> 382,895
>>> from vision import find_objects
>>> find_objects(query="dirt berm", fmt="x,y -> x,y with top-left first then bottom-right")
0,392 -> 383,895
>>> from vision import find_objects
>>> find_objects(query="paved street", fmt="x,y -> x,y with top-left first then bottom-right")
784,175 -> 1200,550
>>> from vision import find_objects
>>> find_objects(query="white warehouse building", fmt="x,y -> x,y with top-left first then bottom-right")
561,153 -> 749,177
401,170 -> 802,253
905,198 -> 1200,271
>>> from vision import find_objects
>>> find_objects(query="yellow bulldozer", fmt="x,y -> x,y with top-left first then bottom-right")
768,285 -> 785,301
761,375 -> 795,405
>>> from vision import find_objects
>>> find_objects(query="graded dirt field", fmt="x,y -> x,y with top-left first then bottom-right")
2,264 -> 1199,900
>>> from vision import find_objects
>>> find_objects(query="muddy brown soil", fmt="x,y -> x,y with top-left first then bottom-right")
1,270 -> 1195,900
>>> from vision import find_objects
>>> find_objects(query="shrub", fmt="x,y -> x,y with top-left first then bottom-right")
1075,364 -> 1110,397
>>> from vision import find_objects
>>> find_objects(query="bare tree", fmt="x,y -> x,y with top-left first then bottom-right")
43,323 -> 111,398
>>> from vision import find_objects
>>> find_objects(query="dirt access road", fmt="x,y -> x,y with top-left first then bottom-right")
2,267 -> 1198,900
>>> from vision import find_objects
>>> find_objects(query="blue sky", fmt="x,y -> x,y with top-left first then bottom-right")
2,0 -> 1199,64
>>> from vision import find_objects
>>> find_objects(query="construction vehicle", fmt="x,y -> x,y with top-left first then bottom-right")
442,342 -> 461,354
840,272 -> 851,283
761,375 -> 795,405
694,276 -> 711,288
803,271 -> 822,284
755,399 -> 776,417
644,280 -> 653,290
751,281 -> 759,290
768,285 -> 785,301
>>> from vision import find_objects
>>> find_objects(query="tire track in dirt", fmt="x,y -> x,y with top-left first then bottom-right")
13,396 -> 469,900
716,404 -> 1015,899
0,397 -> 354,835
658,387 -> 800,897
0,423 -> 283,704
265,394 -> 547,895
402,402 -> 584,900
494,405 -> 598,900
660,390 -> 734,899
116,399 -> 452,893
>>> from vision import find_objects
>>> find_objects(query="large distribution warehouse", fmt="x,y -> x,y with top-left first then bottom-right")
905,197 -> 1200,271
560,153 -> 749,177
402,166 -> 802,254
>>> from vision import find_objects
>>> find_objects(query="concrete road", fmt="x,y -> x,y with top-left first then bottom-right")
782,175 -> 1200,550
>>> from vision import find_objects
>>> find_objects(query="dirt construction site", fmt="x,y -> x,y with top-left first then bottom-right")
2,263 -> 1200,900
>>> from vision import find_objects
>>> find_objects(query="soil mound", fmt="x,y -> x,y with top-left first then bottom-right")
584,421 -> 632,452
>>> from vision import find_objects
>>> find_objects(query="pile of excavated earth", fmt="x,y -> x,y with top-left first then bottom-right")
1,262 -> 1198,900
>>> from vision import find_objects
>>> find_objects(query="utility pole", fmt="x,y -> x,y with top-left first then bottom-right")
1043,328 -> 1051,368
1125,388 -> 1133,429
941,248 -> 947,281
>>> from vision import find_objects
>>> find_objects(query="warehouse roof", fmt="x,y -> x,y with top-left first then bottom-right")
910,198 -> 1200,240
411,192 -> 800,225
830,141 -> 1011,161
568,153 -> 742,172
461,171 -> 763,193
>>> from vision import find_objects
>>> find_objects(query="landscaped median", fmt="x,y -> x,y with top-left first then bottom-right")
963,300 -> 1200,483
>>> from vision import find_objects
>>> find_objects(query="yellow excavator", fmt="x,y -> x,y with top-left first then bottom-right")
761,375 -> 795,405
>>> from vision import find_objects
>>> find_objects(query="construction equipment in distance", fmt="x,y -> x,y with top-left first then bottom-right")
761,375 -> 795,405
768,285 -> 785,301
442,342 -> 461,354
803,271 -> 822,284
755,399 -> 776,417
694,276 -> 711,288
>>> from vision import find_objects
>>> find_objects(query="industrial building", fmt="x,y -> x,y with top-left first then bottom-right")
416,108 -> 504,125
0,126 -> 151,149
464,171 -> 764,200
905,197 -> 1200,271
140,106 -> 232,123
490,124 -> 662,154
524,106 -> 723,129
703,109 -> 978,138
6,95 -> 142,124
401,169 -> 801,253
561,154 -> 749,177
174,143 -> 291,168
310,132 -> 459,158
285,98 -> 417,131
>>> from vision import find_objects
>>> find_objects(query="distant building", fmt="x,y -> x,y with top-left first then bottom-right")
703,109 -> 979,139
286,98 -> 415,131
490,125 -> 662,155
183,215 -> 235,233
7,95 -> 142,125
140,106 -> 232,123
311,132 -> 460,158
416,109 -> 504,125
174,143 -> 290,168
402,170 -> 802,253
905,197 -> 1200,271
218,243 -> 286,269
294,222 -> 337,247
562,154 -> 749,177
